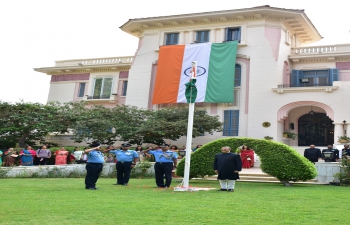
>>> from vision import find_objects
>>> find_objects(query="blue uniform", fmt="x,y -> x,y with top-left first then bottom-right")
110,150 -> 139,162
85,150 -> 104,189
148,150 -> 177,188
110,150 -> 139,185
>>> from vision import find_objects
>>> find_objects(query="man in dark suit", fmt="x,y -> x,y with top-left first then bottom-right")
322,145 -> 339,162
304,144 -> 322,164
214,146 -> 242,192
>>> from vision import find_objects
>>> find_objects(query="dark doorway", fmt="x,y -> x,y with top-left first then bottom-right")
298,113 -> 334,146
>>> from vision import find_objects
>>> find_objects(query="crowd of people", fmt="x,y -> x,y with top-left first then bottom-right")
303,144 -> 350,164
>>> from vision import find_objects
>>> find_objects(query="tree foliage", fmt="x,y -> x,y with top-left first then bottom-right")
0,101 -> 223,147
0,101 -> 70,148
176,137 -> 317,183
132,107 -> 222,145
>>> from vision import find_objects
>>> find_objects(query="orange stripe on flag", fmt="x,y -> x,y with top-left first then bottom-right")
152,45 -> 185,104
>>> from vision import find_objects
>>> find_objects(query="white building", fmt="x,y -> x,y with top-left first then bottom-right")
35,5 -> 350,148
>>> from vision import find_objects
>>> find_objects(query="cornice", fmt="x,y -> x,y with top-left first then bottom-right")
272,86 -> 338,94
121,6 -> 321,44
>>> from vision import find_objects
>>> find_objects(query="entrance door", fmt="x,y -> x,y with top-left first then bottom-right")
298,113 -> 334,146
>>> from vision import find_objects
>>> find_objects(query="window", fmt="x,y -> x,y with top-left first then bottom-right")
291,69 -> 338,87
92,77 -> 113,99
234,64 -> 241,87
223,110 -> 239,136
226,27 -> 241,43
121,81 -> 128,96
195,30 -> 210,43
165,33 -> 179,45
77,83 -> 86,97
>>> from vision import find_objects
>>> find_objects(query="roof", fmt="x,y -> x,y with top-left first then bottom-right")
120,5 -> 322,45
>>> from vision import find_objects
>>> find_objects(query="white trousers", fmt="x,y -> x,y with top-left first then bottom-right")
219,180 -> 235,189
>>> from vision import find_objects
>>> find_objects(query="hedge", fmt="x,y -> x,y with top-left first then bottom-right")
176,137 -> 317,182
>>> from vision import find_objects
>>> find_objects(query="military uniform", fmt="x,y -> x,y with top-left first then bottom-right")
110,143 -> 139,185
85,143 -> 104,190
148,144 -> 177,188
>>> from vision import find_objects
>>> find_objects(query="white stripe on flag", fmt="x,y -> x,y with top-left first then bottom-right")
177,43 -> 212,103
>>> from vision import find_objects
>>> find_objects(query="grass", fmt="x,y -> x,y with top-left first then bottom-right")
0,178 -> 349,225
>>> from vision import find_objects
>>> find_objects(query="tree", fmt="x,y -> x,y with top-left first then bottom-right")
131,107 -> 222,145
0,101 -> 70,148
67,104 -> 148,145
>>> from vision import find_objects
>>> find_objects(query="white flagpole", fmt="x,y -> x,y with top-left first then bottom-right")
183,61 -> 197,188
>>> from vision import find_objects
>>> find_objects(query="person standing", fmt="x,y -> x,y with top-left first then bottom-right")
342,144 -> 350,158
54,147 -> 69,165
19,146 -> 35,166
322,145 -> 339,162
304,144 -> 322,164
214,146 -> 242,192
240,145 -> 255,168
72,147 -> 84,164
142,143 -> 177,188
105,143 -> 139,186
85,143 -> 104,190
34,145 -> 52,165
3,148 -> 18,167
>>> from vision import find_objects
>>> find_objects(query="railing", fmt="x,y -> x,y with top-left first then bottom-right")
55,56 -> 134,67
277,83 -> 332,88
291,44 -> 350,56
293,46 -> 336,54
86,95 -> 111,100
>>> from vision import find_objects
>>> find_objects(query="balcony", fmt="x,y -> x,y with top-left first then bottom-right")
272,84 -> 338,94
289,44 -> 350,62
83,94 -> 118,103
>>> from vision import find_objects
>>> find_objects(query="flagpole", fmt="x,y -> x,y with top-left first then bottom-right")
183,61 -> 197,188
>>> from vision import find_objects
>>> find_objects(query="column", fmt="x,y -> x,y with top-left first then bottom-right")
188,31 -> 194,43
333,123 -> 344,144
210,29 -> 216,43
220,28 -> 226,42
179,31 -> 185,44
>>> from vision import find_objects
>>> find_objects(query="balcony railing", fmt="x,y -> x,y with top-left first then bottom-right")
83,94 -> 118,102
87,95 -> 111,100
277,83 -> 332,88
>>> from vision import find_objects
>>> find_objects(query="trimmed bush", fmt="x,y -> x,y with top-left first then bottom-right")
176,137 -> 317,182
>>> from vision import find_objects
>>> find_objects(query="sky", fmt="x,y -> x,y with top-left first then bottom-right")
1,0 -> 349,104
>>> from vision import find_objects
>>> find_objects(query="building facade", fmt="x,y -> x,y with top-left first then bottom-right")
35,6 -> 350,148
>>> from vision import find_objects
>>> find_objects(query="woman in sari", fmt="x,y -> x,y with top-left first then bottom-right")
240,145 -> 254,169
4,148 -> 18,167
54,147 -> 69,165
20,147 -> 34,166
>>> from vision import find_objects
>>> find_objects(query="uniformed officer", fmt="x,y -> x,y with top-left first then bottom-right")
142,143 -> 177,188
106,142 -> 139,186
322,145 -> 339,162
84,143 -> 105,190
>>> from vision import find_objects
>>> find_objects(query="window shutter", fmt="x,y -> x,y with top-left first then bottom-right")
223,111 -> 231,136
329,68 -> 339,83
291,70 -> 301,87
223,110 -> 239,136
225,28 -> 232,42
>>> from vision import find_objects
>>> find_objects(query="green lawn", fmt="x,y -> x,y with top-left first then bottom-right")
0,178 -> 348,225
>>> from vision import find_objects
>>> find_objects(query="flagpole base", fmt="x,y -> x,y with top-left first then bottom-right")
173,187 -> 216,192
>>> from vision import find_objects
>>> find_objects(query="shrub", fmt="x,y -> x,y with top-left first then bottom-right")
176,137 -> 317,182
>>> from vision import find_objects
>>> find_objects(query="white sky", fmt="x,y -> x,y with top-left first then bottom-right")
1,0 -> 349,104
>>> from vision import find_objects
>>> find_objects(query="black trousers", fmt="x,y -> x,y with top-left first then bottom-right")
116,162 -> 132,184
154,162 -> 173,187
34,158 -> 48,165
85,163 -> 103,189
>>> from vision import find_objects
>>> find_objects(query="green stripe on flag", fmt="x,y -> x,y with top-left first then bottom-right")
204,41 -> 238,103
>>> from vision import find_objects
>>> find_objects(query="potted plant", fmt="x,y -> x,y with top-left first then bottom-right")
283,131 -> 298,140
264,136 -> 273,141
337,136 -> 350,143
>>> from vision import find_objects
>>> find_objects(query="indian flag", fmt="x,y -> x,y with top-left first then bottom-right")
152,41 -> 238,104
